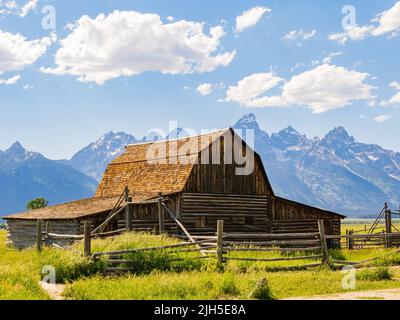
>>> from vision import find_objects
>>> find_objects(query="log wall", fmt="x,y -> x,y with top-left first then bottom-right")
6,219 -> 79,249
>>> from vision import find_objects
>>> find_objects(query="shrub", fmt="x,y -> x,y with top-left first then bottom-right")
357,267 -> 392,281
220,274 -> 239,295
123,250 -> 205,275
249,278 -> 274,300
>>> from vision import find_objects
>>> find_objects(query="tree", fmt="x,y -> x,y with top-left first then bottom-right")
27,198 -> 49,210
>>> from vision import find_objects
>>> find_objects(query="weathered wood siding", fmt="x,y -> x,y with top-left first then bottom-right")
180,193 -> 269,233
184,135 -> 271,196
6,219 -> 79,249
270,197 -> 341,235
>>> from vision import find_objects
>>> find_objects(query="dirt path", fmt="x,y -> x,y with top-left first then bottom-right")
39,282 -> 66,300
286,288 -> 400,300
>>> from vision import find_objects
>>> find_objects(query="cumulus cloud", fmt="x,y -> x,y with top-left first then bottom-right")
235,6 -> 270,33
282,64 -> 375,113
225,64 -> 375,113
374,114 -> 392,122
282,29 -> 316,45
225,72 -> 286,107
0,74 -> 20,85
0,30 -> 52,74
196,83 -> 213,96
40,10 -> 236,84
329,1 -> 400,44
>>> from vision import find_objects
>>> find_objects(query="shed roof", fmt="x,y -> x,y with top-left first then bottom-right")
3,193 -> 160,220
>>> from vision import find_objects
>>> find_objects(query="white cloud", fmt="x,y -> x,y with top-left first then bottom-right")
196,83 -> 213,95
19,0 -> 38,17
329,1 -> 400,44
235,6 -> 270,33
0,0 -> 38,17
390,81 -> 400,90
41,10 -> 236,84
371,1 -> 400,36
374,114 -> 392,122
282,64 -> 374,113
23,83 -> 34,90
282,29 -> 316,45
0,30 -> 52,74
224,64 -> 375,113
322,51 -> 344,64
225,72 -> 286,107
329,26 -> 373,45
0,74 -> 20,84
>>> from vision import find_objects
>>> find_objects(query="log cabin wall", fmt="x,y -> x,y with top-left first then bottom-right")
6,219 -> 79,249
180,193 -> 269,233
270,197 -> 341,235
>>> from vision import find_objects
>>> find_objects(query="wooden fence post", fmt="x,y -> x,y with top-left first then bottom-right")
126,196 -> 133,231
317,220 -> 329,264
349,230 -> 354,250
36,219 -> 43,253
217,220 -> 224,265
84,220 -> 91,257
385,204 -> 392,248
157,192 -> 165,234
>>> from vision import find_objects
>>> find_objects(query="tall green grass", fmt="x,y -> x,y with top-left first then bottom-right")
2,229 -> 400,300
64,267 -> 400,300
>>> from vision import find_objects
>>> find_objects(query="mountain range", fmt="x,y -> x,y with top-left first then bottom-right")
0,142 -> 97,216
1,113 -> 399,218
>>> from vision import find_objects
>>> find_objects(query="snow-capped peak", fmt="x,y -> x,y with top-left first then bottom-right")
233,113 -> 261,131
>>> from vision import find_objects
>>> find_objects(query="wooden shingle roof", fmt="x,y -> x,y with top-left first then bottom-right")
95,129 -> 230,197
3,193 -> 160,220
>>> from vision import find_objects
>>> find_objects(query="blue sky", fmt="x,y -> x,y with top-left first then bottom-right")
0,0 -> 399,159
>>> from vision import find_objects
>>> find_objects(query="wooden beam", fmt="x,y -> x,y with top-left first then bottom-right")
126,196 -> 133,231
318,220 -> 329,264
157,192 -> 165,234
217,220 -> 224,265
84,220 -> 91,257
36,219 -> 43,253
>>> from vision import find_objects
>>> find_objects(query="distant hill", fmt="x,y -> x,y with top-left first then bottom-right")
0,142 -> 97,216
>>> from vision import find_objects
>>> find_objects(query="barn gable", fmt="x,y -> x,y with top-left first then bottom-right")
95,128 -> 273,197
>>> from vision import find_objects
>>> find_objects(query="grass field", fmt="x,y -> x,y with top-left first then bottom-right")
2,229 -> 400,300
342,219 -> 400,235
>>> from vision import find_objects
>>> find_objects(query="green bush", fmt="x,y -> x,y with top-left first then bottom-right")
123,250 -> 205,275
357,267 -> 392,281
248,278 -> 274,300
220,274 -> 239,295
38,249 -> 106,283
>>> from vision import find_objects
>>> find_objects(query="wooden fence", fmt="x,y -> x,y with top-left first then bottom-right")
35,217 -> 400,274
87,219 -> 330,273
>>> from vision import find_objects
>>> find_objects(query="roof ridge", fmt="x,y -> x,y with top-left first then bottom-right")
126,128 -> 231,148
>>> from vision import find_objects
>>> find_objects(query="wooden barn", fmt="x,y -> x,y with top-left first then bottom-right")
3,128 -> 344,249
